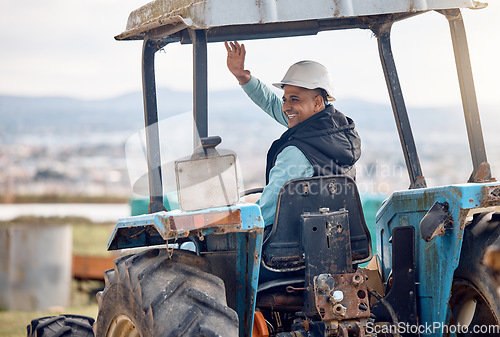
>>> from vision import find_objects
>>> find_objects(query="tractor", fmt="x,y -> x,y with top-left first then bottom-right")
27,0 -> 500,336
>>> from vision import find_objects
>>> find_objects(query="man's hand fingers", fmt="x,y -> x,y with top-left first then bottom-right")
234,41 -> 241,55
224,40 -> 251,84
230,41 -> 237,53
226,41 -> 245,57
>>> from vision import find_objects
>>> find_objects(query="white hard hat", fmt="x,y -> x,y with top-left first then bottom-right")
273,60 -> 336,101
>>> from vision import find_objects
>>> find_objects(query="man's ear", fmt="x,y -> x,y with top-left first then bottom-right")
313,94 -> 324,112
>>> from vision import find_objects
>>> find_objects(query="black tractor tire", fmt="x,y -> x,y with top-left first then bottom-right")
95,248 -> 239,337
448,216 -> 500,336
26,314 -> 95,337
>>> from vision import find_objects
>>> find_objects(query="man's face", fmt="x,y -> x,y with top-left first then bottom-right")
282,85 -> 323,128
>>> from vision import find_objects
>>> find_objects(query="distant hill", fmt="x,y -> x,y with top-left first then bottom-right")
1,88 -> 499,189
2,87 -> 498,150
0,88 -> 443,138
0,88 -> 399,135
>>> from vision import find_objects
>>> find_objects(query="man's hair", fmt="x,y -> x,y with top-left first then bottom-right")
317,88 -> 329,105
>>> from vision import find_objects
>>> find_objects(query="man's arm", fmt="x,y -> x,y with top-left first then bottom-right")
225,41 -> 287,127
256,146 -> 314,226
241,76 -> 287,127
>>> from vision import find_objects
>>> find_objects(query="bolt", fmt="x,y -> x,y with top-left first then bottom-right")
332,303 -> 347,317
352,274 -> 363,286
319,207 -> 330,213
332,290 -> 344,302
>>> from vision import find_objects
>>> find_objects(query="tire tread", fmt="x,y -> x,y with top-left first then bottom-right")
27,315 -> 94,337
96,248 -> 238,337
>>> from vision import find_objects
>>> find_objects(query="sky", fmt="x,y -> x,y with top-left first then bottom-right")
0,1 -> 499,108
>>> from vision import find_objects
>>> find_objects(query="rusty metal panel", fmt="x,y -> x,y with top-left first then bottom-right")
302,209 -> 353,275
314,273 -> 370,321
116,0 -> 484,40
166,209 -> 241,233
302,209 -> 354,316
482,185 -> 500,206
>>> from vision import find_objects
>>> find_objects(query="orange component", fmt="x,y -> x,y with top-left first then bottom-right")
252,311 -> 269,337
168,209 -> 241,231
72,255 -> 115,280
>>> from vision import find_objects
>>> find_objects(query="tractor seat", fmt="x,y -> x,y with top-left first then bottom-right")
261,175 -> 372,273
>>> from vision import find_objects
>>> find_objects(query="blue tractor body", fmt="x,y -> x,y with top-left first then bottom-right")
377,183 -> 500,336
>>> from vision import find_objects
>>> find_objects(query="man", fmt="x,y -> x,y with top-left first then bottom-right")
225,41 -> 361,227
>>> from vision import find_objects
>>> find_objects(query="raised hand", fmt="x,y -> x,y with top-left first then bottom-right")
225,41 -> 251,85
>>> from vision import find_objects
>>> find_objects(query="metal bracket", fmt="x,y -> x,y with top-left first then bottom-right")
371,226 -> 418,335
314,273 -> 370,321
420,201 -> 453,242
302,209 -> 354,316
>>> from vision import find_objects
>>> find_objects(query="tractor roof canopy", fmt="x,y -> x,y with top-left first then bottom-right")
116,0 -> 486,41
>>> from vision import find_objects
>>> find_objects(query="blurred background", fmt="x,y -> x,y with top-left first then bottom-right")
0,1 -> 499,336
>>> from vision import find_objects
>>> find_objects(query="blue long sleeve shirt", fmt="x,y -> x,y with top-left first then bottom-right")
241,76 -> 314,226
